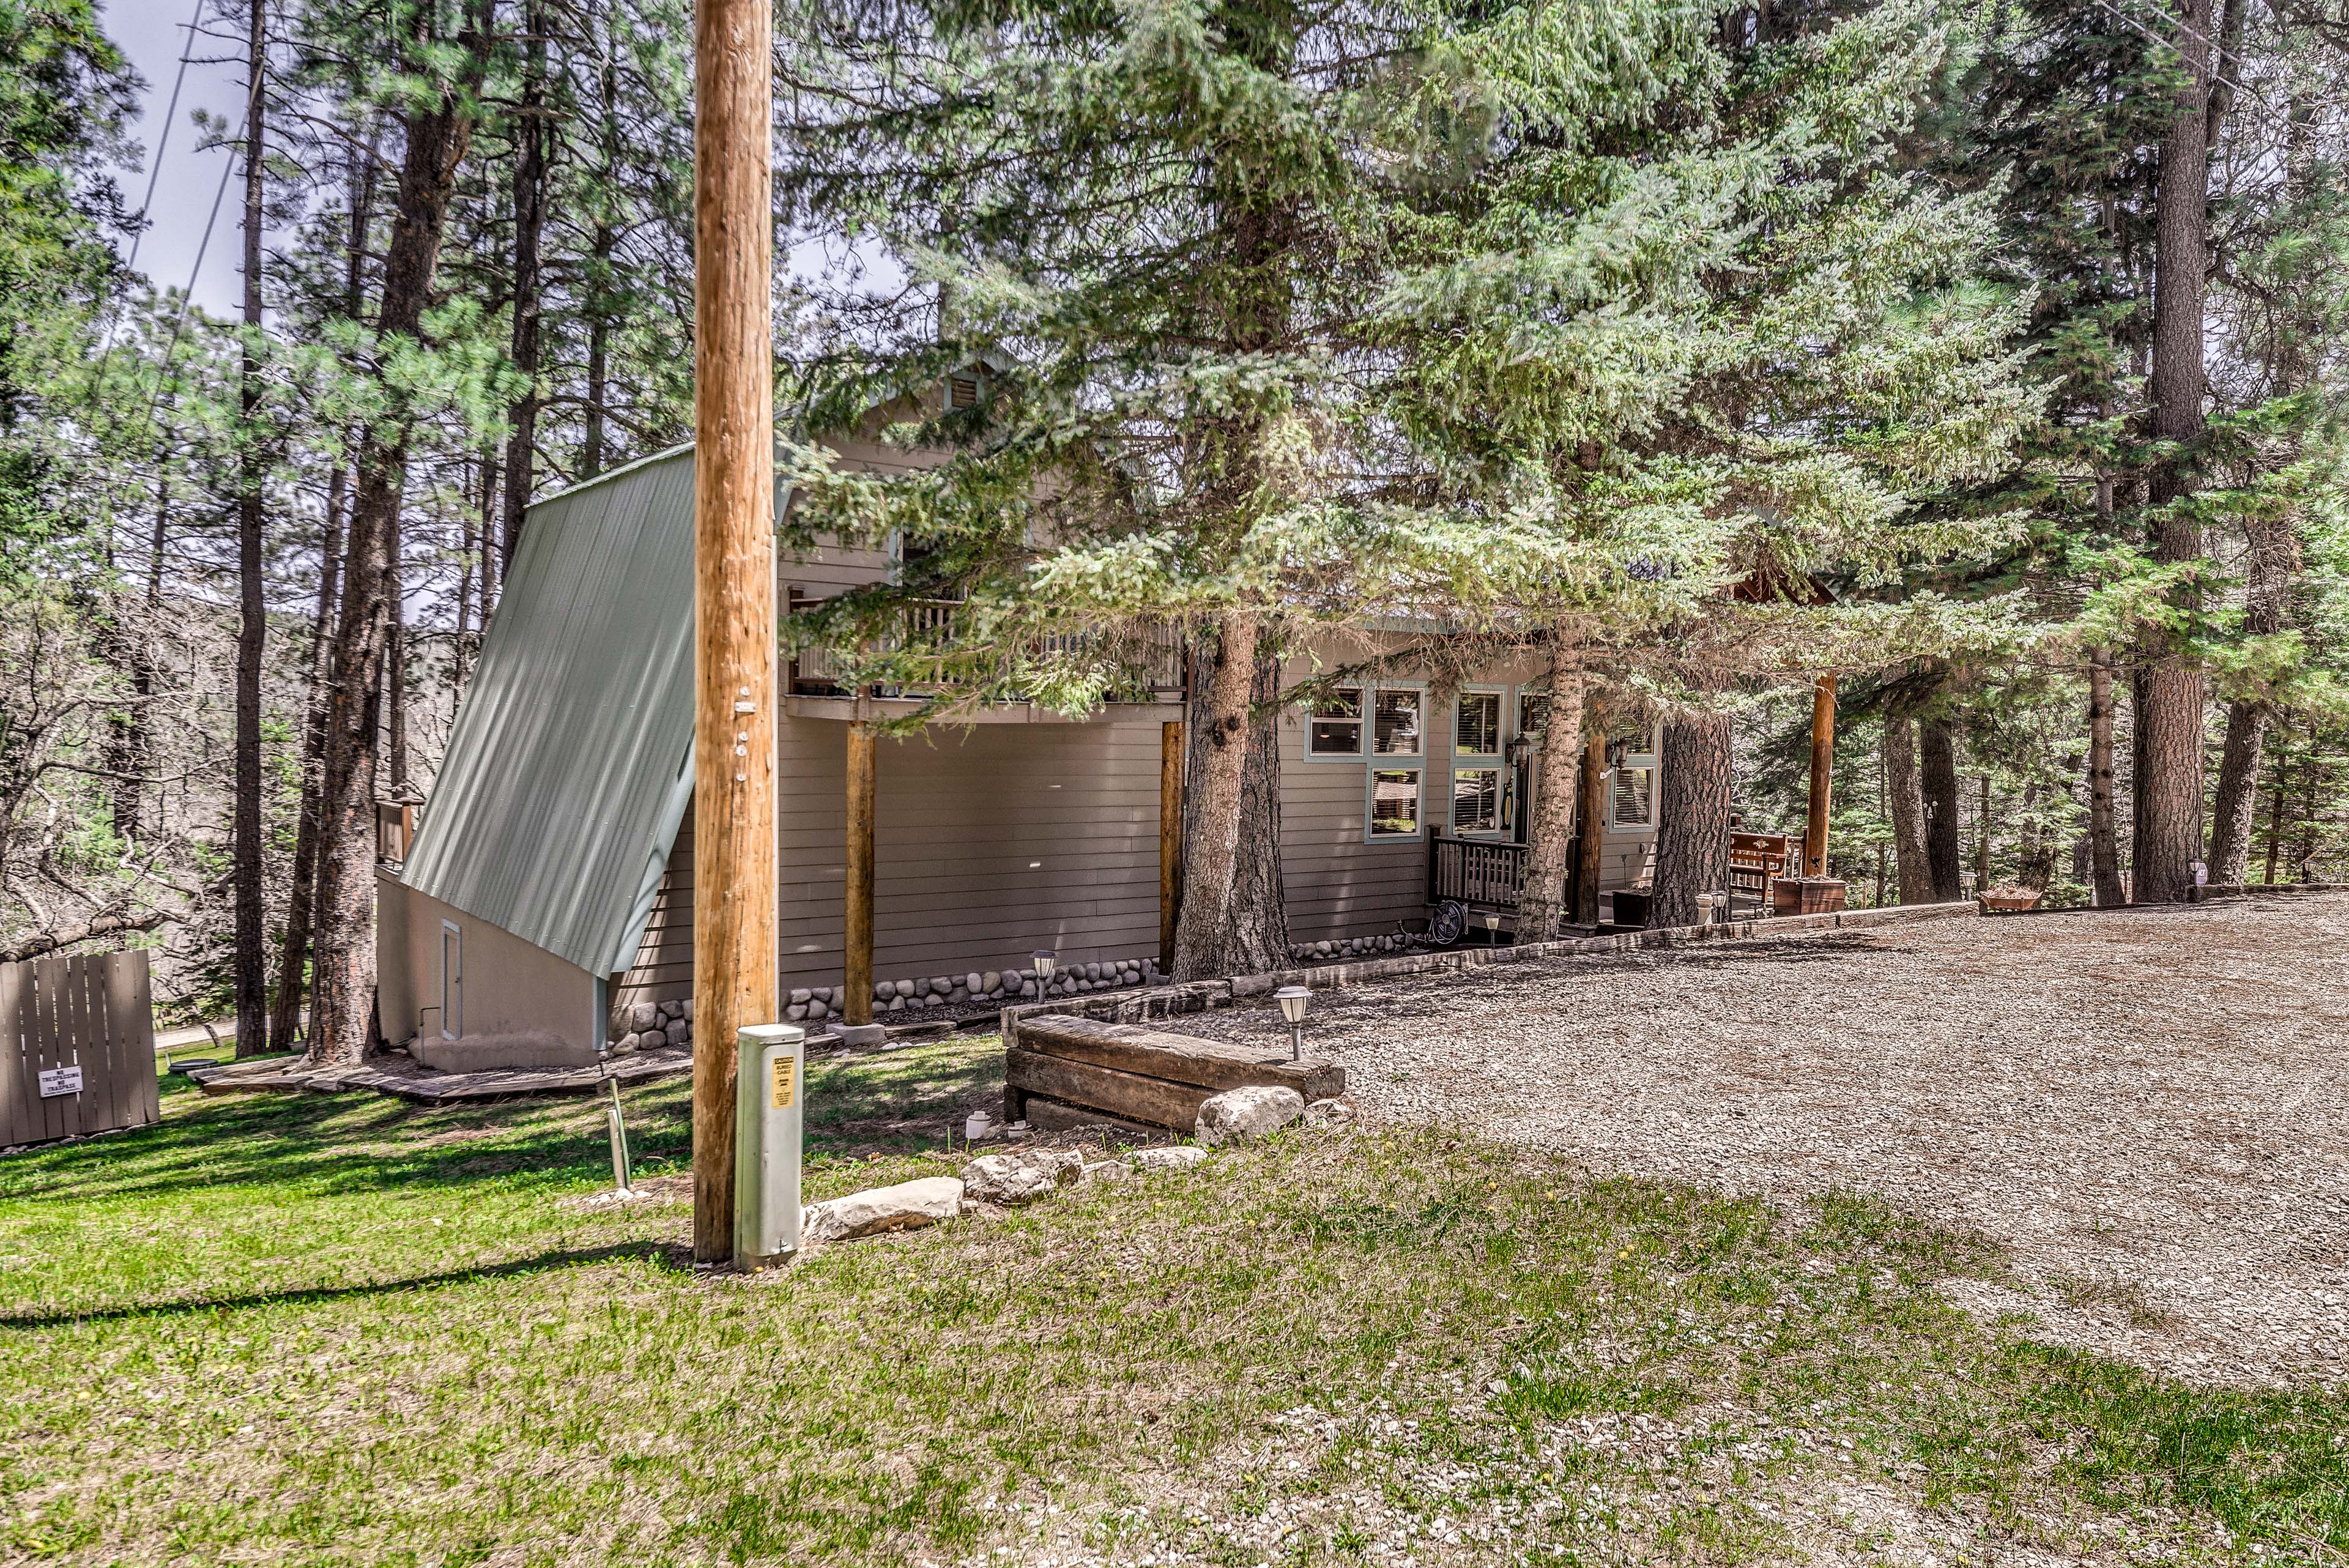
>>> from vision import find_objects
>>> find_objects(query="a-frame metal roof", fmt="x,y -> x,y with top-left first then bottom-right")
399,446 -> 703,979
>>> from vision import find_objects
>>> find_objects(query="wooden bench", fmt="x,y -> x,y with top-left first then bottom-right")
1005,1013 -> 1344,1135
1729,831 -> 1794,912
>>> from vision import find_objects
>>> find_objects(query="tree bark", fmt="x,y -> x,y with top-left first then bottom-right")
499,0 -> 549,567
1185,628 -> 1288,975
1884,708 -> 1933,904
1513,644 -> 1584,942
2262,724 -> 2290,882
2087,650 -> 2126,906
232,0 -> 269,1058
2136,0 -> 2214,904
1920,716 -> 1965,902
1649,709 -> 1732,929
1173,611 -> 1261,979
307,21 -> 486,1065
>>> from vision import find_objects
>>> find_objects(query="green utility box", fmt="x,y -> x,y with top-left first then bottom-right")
733,1023 -> 806,1265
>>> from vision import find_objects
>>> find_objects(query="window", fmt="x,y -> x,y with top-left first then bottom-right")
439,921 -> 464,1040
1611,767 -> 1655,828
1517,692 -> 1550,740
1373,689 -> 1422,755
1370,769 -> 1423,837
1455,691 -> 1501,756
1308,688 -> 1364,756
1452,768 -> 1501,833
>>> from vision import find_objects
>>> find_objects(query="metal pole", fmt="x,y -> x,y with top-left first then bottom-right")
689,0 -> 778,1267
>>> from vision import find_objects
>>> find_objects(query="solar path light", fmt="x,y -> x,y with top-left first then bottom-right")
1274,985 -> 1310,1061
1032,950 -> 1057,989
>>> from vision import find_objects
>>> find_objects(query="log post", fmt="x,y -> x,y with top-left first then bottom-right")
1160,719 -> 1183,969
844,722 -> 877,1025
689,0 -> 776,1268
1574,697 -> 1606,926
1805,674 -> 1836,877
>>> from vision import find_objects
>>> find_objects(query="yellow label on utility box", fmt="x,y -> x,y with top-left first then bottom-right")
771,1053 -> 796,1109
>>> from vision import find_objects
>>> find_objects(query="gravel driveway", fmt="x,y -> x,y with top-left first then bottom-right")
1173,894 -> 2349,1386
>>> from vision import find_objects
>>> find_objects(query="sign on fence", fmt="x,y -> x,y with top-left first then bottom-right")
1,949 -> 158,1148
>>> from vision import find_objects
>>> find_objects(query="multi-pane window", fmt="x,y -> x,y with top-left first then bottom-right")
1373,689 -> 1422,755
1517,692 -> 1550,739
1370,769 -> 1423,837
1308,688 -> 1364,756
1452,689 -> 1504,833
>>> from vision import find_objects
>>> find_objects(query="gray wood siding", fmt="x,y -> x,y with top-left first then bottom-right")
777,716 -> 1169,991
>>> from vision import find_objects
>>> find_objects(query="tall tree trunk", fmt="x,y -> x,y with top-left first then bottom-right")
1884,708 -> 1932,904
581,30 -> 618,478
110,464 -> 169,838
385,518 -> 406,789
1171,609 -> 1258,980
1513,644 -> 1584,942
308,34 -> 484,1065
232,0 -> 270,1058
1185,628 -> 1287,975
1573,691 -> 1606,927
2136,0 -> 2214,904
499,0 -> 549,567
1920,716 -> 1964,902
1649,708 -> 1732,929
2087,650 -> 2126,906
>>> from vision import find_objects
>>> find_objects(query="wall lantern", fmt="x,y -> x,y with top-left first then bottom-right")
1273,985 -> 1310,1061
1507,734 -> 1534,769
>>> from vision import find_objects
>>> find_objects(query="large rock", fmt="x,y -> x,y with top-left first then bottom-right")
962,1146 -> 1083,1204
801,1176 -> 964,1244
1195,1085 -> 1305,1146
1129,1145 -> 1211,1175
1303,1097 -> 1358,1128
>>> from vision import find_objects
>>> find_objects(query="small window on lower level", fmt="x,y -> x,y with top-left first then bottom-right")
1452,768 -> 1501,833
1370,769 -> 1423,838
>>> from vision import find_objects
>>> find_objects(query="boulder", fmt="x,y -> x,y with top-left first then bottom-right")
1195,1085 -> 1305,1146
961,1146 -> 1083,1205
836,1022 -> 888,1047
982,970 -> 1002,995
790,987 -> 812,1006
1129,1145 -> 1211,1175
801,1176 -> 963,1244
664,1019 -> 690,1047
631,1001 -> 659,1031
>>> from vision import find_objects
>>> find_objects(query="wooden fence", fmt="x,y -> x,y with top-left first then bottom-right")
0,949 -> 159,1149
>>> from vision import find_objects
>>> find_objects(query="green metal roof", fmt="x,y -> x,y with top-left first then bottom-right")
400,447 -> 702,978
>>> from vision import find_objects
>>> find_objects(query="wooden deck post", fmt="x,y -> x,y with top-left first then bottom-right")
1574,697 -> 1606,926
1805,673 -> 1836,877
844,722 -> 877,1025
1160,719 -> 1183,969
689,0 -> 776,1268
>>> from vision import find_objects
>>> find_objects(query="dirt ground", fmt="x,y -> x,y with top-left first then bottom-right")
1174,893 -> 2349,1386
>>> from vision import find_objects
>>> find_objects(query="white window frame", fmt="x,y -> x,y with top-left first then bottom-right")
1609,729 -> 1659,832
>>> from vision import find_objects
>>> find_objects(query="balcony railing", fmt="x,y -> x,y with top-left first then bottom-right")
788,593 -> 1187,704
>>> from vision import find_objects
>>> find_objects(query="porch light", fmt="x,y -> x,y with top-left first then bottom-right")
1507,734 -> 1533,768
1274,985 -> 1310,1061
1031,950 -> 1057,982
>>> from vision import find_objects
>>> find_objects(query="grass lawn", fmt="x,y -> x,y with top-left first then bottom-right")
2,1039 -> 2343,1566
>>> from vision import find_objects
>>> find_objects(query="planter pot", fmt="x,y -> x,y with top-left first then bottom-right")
1979,891 -> 2041,912
1773,877 -> 1847,916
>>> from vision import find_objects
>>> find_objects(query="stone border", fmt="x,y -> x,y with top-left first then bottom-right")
1000,900 -> 1984,1036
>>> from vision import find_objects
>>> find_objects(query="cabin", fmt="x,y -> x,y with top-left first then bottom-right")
374,411 -> 1665,1066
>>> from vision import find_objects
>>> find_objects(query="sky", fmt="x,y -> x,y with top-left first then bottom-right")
100,0 -> 258,320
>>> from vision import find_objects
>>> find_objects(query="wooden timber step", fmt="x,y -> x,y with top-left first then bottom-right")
1006,1014 -> 1343,1132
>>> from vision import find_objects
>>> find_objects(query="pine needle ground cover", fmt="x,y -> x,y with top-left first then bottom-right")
2,1043 -> 2341,1566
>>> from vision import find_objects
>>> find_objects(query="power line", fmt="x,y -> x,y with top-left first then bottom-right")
125,0 -> 213,276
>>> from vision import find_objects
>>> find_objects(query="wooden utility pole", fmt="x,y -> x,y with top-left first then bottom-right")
1160,719 -> 1184,968
844,724 -> 876,1026
231,0 -> 269,1058
1804,674 -> 1836,877
689,0 -> 776,1267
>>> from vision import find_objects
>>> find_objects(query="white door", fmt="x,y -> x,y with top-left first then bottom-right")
440,921 -> 463,1039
